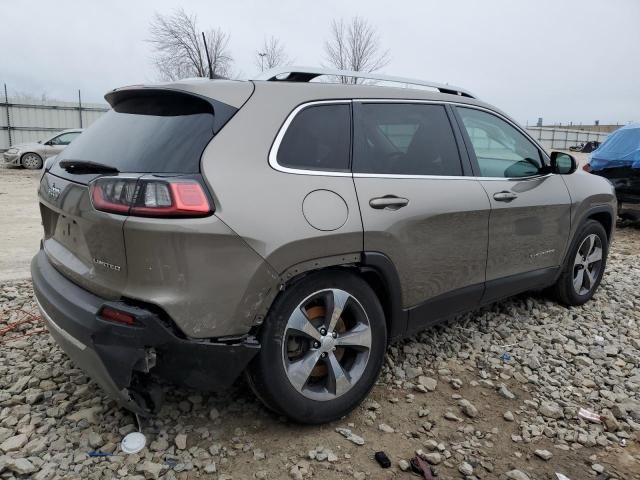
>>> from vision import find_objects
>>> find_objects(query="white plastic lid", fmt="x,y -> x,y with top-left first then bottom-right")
121,431 -> 146,454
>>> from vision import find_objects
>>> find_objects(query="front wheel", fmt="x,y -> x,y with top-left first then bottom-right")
552,220 -> 608,306
247,270 -> 387,424
21,152 -> 43,170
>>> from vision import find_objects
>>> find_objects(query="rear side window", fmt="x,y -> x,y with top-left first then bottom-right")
277,104 -> 351,172
353,103 -> 463,176
52,90 -> 233,174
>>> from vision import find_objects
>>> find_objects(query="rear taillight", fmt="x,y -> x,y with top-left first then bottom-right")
583,163 -> 592,173
89,177 -> 211,217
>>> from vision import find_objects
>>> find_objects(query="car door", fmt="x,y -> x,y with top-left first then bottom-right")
454,106 -> 571,302
46,132 -> 79,157
352,101 -> 491,333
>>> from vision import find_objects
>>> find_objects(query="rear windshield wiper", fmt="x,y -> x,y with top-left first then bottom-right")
58,160 -> 120,174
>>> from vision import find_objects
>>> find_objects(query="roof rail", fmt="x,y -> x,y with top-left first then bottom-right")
252,66 -> 476,99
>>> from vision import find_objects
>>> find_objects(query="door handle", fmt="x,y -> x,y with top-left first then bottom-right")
369,195 -> 409,210
493,191 -> 518,202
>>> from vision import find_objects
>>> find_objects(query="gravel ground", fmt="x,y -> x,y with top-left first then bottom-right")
0,223 -> 639,480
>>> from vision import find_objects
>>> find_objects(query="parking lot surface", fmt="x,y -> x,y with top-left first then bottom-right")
0,166 -> 638,480
0,166 -> 41,282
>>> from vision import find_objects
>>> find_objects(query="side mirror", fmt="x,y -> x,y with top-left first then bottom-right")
550,151 -> 577,175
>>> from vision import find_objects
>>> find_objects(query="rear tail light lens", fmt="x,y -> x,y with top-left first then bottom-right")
583,163 -> 592,173
99,306 -> 137,326
89,177 -> 212,217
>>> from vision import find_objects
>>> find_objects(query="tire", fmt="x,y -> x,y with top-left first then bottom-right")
552,220 -> 608,306
247,270 -> 387,424
21,152 -> 43,170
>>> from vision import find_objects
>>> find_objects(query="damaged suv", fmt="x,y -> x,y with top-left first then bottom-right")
32,67 -> 616,424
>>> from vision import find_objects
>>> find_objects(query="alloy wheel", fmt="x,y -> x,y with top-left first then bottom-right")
281,288 -> 372,401
22,153 -> 42,169
572,233 -> 603,296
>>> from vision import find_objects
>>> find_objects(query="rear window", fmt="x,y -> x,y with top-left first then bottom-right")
51,90 -> 234,174
277,104 -> 351,172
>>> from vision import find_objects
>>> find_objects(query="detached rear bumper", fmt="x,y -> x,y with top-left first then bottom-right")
31,249 -> 260,414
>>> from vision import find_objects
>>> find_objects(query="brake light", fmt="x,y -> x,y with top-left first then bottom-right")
89,178 -> 212,217
583,163 -> 592,173
99,306 -> 136,326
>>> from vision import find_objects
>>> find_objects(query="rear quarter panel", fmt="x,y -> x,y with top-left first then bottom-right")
200,83 -> 364,275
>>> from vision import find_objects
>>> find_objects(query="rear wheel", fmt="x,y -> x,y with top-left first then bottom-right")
552,220 -> 608,306
21,152 -> 43,170
247,270 -> 387,424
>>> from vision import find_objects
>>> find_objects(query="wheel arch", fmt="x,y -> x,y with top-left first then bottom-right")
263,252 -> 407,343
560,205 -> 614,271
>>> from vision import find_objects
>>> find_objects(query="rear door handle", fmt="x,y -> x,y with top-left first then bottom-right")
369,195 -> 409,210
493,191 -> 518,202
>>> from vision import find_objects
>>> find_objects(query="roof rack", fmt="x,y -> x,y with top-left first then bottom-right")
253,66 -> 476,99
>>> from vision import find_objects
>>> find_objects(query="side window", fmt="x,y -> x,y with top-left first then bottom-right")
55,132 -> 80,146
457,107 -> 542,178
353,103 -> 463,176
277,104 -> 350,172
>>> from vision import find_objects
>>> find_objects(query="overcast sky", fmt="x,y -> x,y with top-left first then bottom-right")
2,0 -> 638,125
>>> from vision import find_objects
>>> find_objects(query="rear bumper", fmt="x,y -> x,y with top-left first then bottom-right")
31,249 -> 260,414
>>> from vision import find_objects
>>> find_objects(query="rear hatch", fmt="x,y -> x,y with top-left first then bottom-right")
39,87 -> 244,298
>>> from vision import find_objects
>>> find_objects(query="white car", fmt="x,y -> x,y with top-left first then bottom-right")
3,129 -> 83,169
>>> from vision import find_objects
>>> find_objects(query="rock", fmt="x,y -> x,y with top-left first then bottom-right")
32,363 -> 53,380
150,436 -> 169,452
592,464 -> 604,473
405,366 -> 423,379
601,409 -> 620,432
204,463 -> 217,473
378,423 -> 394,433
253,448 -> 265,460
138,461 -> 163,480
398,459 -> 410,471
444,411 -> 462,421
459,461 -> 473,475
418,376 -> 437,391
88,431 -> 103,449
458,399 -> 478,418
503,410 -> 515,421
539,402 -> 564,419
4,457 -> 38,475
335,427 -> 365,446
290,460 -> 310,479
23,436 -> 48,455
0,428 -> 12,443
498,384 -> 516,400
209,408 -> 220,421
505,469 -> 530,480
0,433 -> 28,452
417,450 -> 441,465
528,356 -> 541,369
67,406 -> 102,424
175,433 -> 187,450
534,449 -> 552,461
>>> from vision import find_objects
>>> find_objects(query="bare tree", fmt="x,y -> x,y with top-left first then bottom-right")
255,36 -> 289,72
324,17 -> 390,84
149,9 -> 233,80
